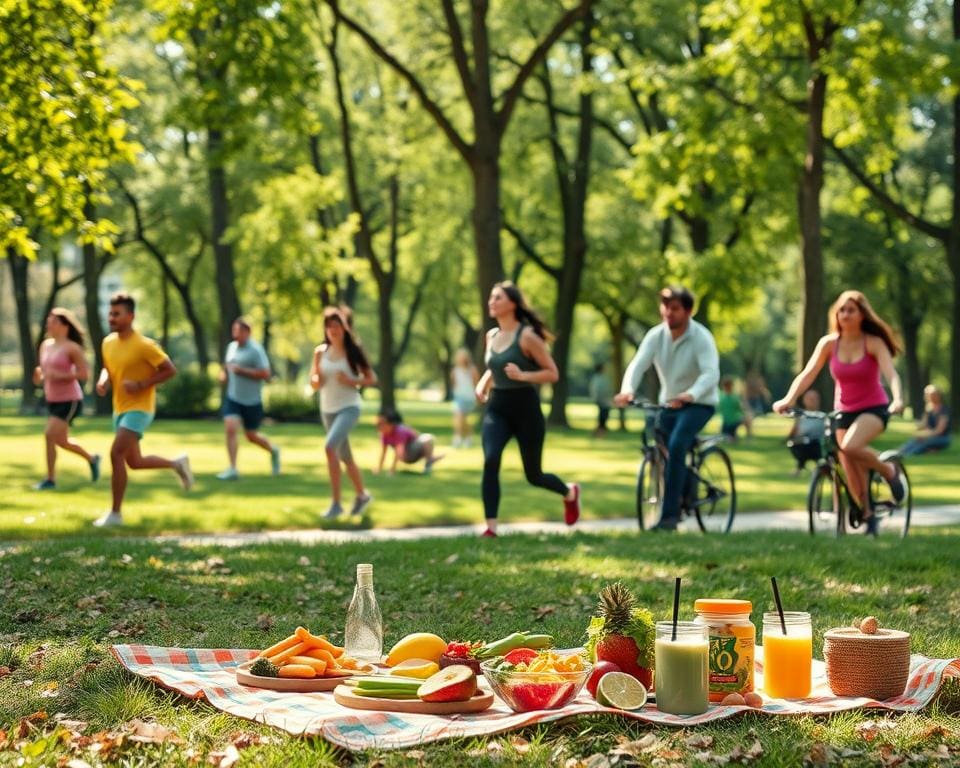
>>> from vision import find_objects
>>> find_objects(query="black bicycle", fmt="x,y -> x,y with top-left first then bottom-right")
787,408 -> 912,538
632,401 -> 736,533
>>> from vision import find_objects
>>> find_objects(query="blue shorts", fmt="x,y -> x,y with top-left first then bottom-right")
223,397 -> 264,431
113,410 -> 154,438
453,395 -> 476,415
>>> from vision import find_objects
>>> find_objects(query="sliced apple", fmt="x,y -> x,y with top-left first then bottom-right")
389,658 -> 440,680
417,665 -> 477,703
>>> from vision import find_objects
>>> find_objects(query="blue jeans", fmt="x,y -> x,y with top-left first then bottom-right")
899,434 -> 951,457
657,404 -> 715,524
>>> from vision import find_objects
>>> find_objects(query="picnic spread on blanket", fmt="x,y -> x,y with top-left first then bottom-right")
110,573 -> 960,752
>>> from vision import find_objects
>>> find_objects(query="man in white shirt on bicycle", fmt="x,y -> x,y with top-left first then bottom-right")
614,286 -> 720,531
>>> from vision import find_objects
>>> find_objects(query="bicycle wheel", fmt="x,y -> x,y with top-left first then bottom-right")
694,447 -> 736,533
868,462 -> 913,538
636,453 -> 663,531
807,465 -> 842,536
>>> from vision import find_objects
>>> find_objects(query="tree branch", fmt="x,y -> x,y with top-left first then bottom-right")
827,139 -> 948,242
325,0 -> 471,160
441,0 -> 475,103
496,0 -> 594,132
502,217 -> 559,279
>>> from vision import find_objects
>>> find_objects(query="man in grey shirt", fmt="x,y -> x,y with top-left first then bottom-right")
614,286 -> 720,530
217,318 -> 280,480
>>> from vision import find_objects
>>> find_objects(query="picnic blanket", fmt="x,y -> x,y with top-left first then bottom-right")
112,644 -> 960,752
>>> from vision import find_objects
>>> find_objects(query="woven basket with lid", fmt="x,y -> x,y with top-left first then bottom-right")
823,627 -> 910,700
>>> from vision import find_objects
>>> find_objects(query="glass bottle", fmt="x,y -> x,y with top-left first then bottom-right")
344,563 -> 383,662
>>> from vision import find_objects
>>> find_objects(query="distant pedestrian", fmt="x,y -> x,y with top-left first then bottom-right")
898,384 -> 951,457
450,348 -> 479,447
310,306 -> 377,519
375,409 -> 444,475
717,377 -> 749,440
93,293 -> 192,527
475,281 -> 580,537
32,308 -> 99,490
588,362 -> 613,437
216,318 -> 280,480
786,389 -> 825,475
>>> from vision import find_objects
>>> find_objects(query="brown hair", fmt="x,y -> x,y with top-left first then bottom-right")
323,306 -> 371,376
659,285 -> 695,312
50,307 -> 85,347
828,290 -> 900,356
494,281 -> 554,342
109,292 -> 135,313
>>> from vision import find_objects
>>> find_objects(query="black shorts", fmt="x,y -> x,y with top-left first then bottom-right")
223,397 -> 264,431
48,399 -> 82,425
835,405 -> 889,431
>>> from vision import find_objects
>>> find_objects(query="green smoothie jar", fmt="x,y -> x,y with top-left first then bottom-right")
654,621 -> 709,715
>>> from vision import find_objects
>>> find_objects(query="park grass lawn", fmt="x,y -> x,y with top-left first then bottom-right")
0,527 -> 959,766
1,401 -> 958,539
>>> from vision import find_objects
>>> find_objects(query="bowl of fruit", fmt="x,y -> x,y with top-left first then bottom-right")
480,650 -> 592,712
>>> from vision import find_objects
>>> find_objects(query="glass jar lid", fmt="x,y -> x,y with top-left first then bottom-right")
694,598 -> 752,614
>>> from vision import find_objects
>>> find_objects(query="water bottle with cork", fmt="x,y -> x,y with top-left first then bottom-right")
344,563 -> 383,662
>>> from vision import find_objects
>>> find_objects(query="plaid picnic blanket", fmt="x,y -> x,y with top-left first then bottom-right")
112,644 -> 960,752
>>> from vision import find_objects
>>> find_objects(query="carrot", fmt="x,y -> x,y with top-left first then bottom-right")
267,641 -> 309,666
302,648 -> 337,667
277,664 -> 316,679
337,656 -> 359,670
259,633 -> 299,659
295,627 -> 343,658
288,655 -> 328,675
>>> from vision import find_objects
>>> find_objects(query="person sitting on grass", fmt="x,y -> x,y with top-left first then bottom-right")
786,389 -> 825,476
717,376 -> 750,441
898,384 -> 951,457
374,409 -> 443,476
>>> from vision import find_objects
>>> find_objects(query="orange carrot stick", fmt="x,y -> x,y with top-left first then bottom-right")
288,655 -> 328,675
277,664 -> 316,679
259,633 -> 299,659
268,641 -> 309,666
302,648 -> 337,666
295,627 -> 344,658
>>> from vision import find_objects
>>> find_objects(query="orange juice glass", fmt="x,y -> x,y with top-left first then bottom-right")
762,611 -> 812,698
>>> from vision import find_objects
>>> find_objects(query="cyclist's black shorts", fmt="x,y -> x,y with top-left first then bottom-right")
835,405 -> 889,431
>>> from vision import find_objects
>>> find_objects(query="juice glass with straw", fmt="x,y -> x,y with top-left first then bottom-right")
762,611 -> 812,698
654,621 -> 709,715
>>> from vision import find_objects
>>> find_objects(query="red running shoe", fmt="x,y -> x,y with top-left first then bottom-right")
481,528 -> 498,538
564,483 -> 581,526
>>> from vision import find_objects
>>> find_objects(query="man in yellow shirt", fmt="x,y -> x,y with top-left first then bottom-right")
93,293 -> 193,527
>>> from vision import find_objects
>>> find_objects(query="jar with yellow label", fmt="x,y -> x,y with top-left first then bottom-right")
693,598 -> 755,702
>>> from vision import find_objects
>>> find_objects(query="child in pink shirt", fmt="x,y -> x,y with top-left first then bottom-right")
375,410 -> 443,475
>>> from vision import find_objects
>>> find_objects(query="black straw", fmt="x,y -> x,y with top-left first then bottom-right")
671,577 -> 681,641
771,577 -> 787,635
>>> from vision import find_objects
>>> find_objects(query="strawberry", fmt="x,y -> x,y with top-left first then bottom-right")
445,641 -> 473,658
585,582 -> 655,690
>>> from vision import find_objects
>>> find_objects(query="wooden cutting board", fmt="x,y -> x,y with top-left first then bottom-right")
333,685 -> 495,714
236,661 -> 371,693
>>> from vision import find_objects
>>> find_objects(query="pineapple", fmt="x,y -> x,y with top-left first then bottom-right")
585,582 -> 655,689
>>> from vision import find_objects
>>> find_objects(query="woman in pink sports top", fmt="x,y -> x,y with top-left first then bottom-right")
31,308 -> 100,490
774,291 -> 904,533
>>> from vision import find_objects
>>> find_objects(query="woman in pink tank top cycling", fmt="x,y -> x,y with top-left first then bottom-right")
774,291 -> 905,534
31,308 -> 100,490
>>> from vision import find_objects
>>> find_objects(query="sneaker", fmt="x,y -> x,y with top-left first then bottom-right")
323,501 -> 344,519
173,454 -> 194,491
563,483 -> 581,526
89,455 -> 101,482
270,446 -> 281,476
92,511 -> 123,528
216,467 -> 239,481
888,465 -> 908,505
33,479 -> 56,491
350,493 -> 374,517
481,528 -> 498,538
865,514 -> 880,537
423,454 -> 445,475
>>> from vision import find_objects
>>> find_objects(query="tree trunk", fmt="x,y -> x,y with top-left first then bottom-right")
471,151 -> 505,327
207,126 -> 241,352
172,280 -> 210,373
376,277 -> 396,412
605,311 -> 629,431
7,248 -> 37,411
950,0 -> 960,429
798,67 -> 829,402
81,195 -> 109,414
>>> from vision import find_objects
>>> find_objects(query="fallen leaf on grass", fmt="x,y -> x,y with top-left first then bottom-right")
126,719 -> 183,745
534,605 -> 556,620
856,719 -> 898,742
256,614 -> 274,631
228,731 -> 278,749
64,760 -> 95,768
297,556 -> 311,567
208,744 -> 240,767
685,734 -> 714,749
510,735 -> 531,754
0,666 -> 11,678
444,554 -> 459,565
39,682 -> 59,698
404,748 -> 425,761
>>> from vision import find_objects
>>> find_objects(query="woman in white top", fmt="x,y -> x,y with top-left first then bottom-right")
310,307 -> 378,519
450,348 -> 479,447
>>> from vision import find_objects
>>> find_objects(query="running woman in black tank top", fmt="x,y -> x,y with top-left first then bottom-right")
475,282 -> 581,537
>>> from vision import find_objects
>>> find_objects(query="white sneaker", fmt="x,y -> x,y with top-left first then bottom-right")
173,454 -> 194,490
92,511 -> 123,528
350,493 -> 374,516
270,446 -> 281,476
216,467 -> 239,481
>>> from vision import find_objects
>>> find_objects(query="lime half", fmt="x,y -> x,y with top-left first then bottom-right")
596,672 -> 648,710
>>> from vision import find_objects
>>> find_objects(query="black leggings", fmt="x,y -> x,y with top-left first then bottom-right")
482,387 -> 567,519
